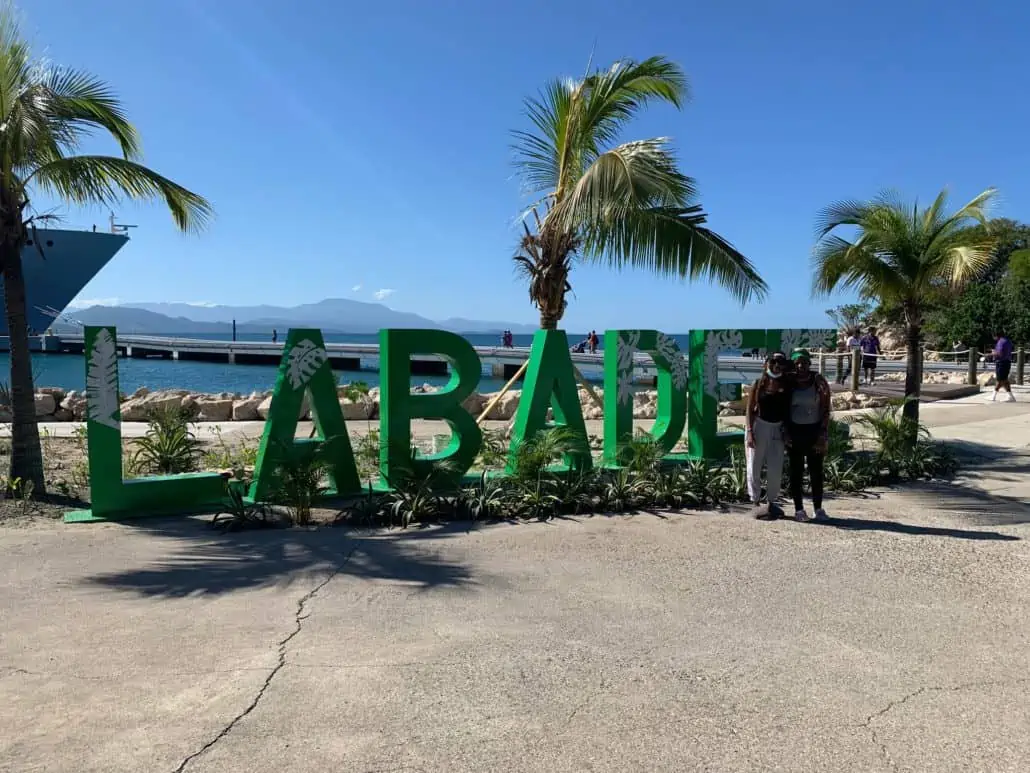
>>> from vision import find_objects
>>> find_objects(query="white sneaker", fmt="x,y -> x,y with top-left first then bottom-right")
991,391 -> 998,402
813,508 -> 828,521
795,509 -> 809,522
1007,393 -> 1017,402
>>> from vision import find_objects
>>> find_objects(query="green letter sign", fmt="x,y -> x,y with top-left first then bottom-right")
250,329 -> 361,502
507,329 -> 591,472
379,328 -> 482,485
602,330 -> 688,466
65,327 -> 226,522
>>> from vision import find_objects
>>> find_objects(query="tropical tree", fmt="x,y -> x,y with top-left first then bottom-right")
511,56 -> 766,329
813,188 -> 997,427
0,9 -> 211,493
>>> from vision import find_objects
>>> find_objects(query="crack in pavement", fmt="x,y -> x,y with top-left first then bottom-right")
859,677 -> 1030,771
171,545 -> 358,773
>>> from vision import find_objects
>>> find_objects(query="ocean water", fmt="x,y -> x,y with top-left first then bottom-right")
7,330 -> 714,394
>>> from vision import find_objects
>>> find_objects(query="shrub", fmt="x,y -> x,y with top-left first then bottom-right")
130,406 -> 201,475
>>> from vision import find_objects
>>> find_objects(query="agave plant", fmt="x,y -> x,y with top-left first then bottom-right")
130,407 -> 201,475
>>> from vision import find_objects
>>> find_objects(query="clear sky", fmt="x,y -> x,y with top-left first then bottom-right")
21,0 -> 1030,331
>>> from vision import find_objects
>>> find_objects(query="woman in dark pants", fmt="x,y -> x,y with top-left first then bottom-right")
786,349 -> 832,521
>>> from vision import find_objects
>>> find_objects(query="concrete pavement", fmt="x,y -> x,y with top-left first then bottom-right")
2,397 -> 1030,772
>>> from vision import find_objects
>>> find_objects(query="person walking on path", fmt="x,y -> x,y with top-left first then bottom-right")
745,352 -> 790,520
859,327 -> 882,385
786,349 -> 832,521
992,331 -> 1015,402
838,329 -> 860,384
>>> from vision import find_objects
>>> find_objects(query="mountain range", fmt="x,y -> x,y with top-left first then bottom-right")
55,298 -> 539,335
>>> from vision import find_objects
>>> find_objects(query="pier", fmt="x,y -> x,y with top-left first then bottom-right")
2,332 -> 989,392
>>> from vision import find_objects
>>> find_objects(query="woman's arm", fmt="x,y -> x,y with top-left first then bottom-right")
745,379 -> 760,446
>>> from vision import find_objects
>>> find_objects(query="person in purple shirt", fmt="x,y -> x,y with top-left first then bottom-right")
992,330 -> 1015,402
859,327 -> 882,385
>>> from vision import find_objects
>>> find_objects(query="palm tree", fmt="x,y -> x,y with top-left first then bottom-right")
813,188 -> 997,426
511,56 -> 766,329
0,10 -> 211,493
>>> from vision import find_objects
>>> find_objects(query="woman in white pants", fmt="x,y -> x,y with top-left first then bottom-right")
745,352 -> 790,519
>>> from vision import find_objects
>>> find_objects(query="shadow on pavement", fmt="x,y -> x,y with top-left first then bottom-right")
83,518 -> 484,599
813,516 -> 1019,541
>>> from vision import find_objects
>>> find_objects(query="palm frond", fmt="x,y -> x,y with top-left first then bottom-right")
579,56 -> 687,153
555,138 -> 695,230
42,67 -> 140,160
30,155 -> 212,233
814,199 -> 871,238
811,234 -> 908,300
582,205 -> 767,304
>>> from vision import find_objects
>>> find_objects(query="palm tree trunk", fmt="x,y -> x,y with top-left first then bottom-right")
2,241 -> 46,494
902,320 -> 922,430
539,309 -> 560,330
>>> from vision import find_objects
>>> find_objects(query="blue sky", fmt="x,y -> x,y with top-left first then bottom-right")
22,0 -> 1030,331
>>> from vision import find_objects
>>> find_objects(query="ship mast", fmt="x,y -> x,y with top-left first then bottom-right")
109,211 -> 138,235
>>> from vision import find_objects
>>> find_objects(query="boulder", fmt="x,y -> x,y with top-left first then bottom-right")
232,395 -> 263,421
257,393 -> 310,420
193,396 -> 233,422
978,372 -> 997,388
52,408 -> 74,421
461,391 -> 486,417
33,392 -> 56,417
60,391 -> 88,420
120,389 -> 191,422
339,396 -> 375,421
37,386 -> 66,405
632,390 -> 658,419
131,386 -> 150,399
480,390 -> 521,421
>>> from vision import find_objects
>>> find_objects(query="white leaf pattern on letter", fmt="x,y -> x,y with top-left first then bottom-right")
86,329 -> 120,429
704,330 -> 743,399
655,332 -> 689,390
616,331 -> 639,406
781,329 -> 804,354
286,339 -> 328,390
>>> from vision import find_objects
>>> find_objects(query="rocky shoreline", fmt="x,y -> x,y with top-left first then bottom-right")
11,372 -> 978,423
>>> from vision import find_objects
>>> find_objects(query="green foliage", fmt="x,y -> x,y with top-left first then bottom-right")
853,401 -> 955,482
353,429 -> 380,481
509,426 -> 590,482
339,381 -> 371,401
321,415 -> 958,529
825,302 -> 873,333
379,447 -> 458,527
211,481 -> 282,532
814,188 -> 999,423
924,221 -> 1030,350
475,429 -> 508,469
271,445 -> 331,526
455,472 -> 511,520
201,425 -> 258,473
130,406 -> 201,475
512,55 -> 765,327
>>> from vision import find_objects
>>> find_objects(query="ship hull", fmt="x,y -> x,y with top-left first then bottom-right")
0,229 -> 129,335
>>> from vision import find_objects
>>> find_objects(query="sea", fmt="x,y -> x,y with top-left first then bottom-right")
10,331 -> 707,395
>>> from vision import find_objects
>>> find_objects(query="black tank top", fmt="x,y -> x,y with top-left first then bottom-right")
755,381 -> 790,423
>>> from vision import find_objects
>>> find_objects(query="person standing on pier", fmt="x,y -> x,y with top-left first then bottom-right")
272,329 -> 278,344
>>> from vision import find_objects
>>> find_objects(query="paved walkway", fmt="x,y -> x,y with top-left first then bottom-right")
2,396 -> 1030,772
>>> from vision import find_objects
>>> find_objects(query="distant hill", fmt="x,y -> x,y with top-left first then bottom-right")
55,298 -> 538,335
